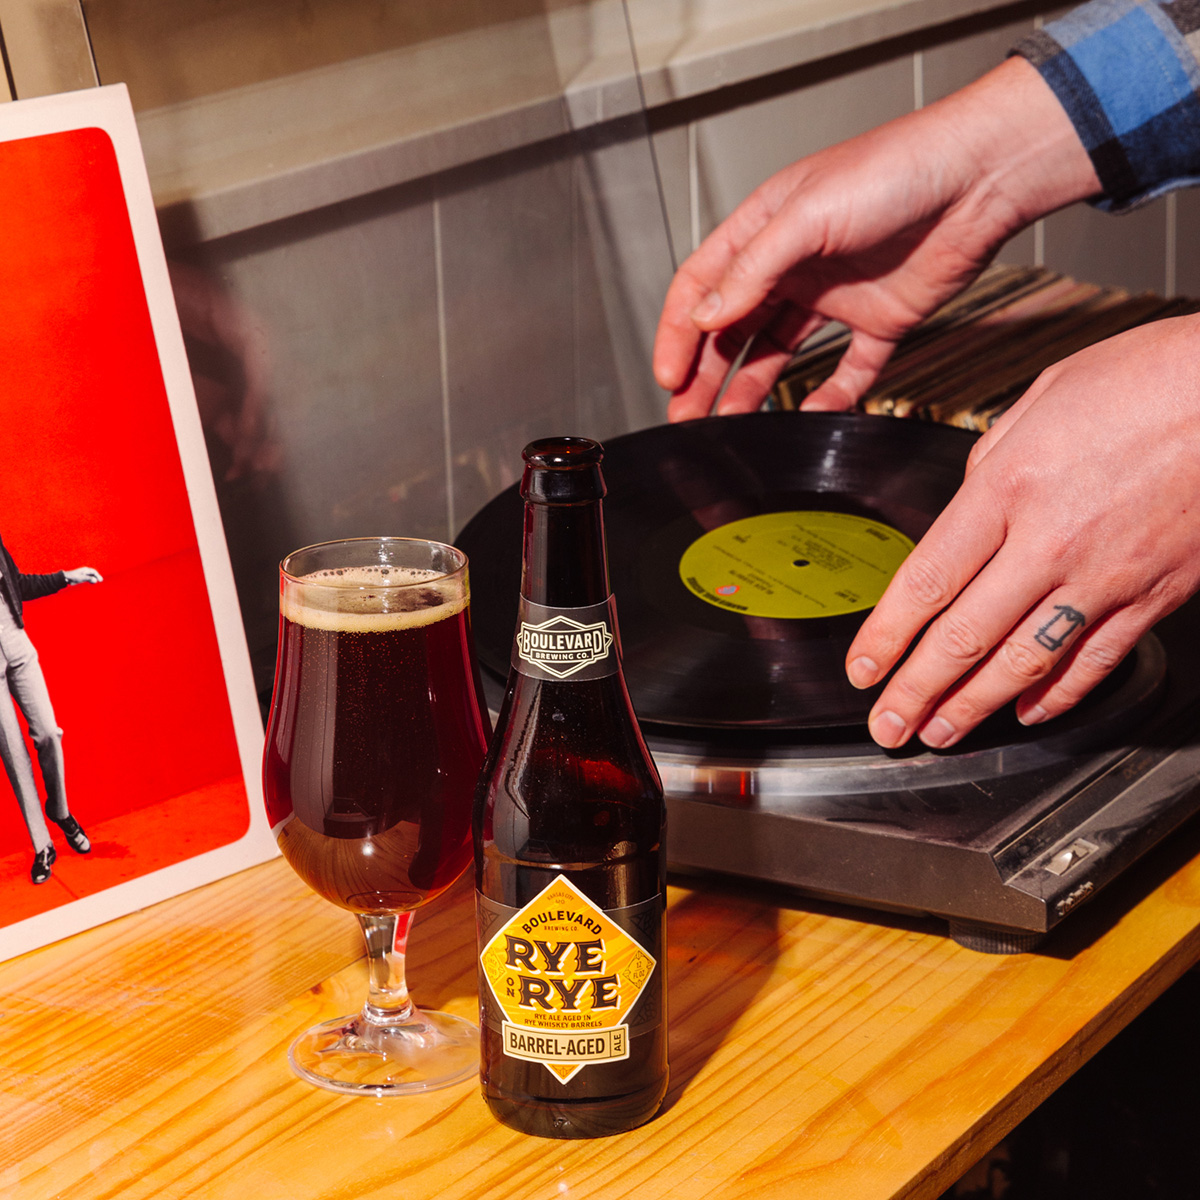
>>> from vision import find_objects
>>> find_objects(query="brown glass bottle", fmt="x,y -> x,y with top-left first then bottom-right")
473,437 -> 668,1138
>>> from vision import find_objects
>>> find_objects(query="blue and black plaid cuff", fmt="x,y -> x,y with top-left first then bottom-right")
1014,0 -> 1200,210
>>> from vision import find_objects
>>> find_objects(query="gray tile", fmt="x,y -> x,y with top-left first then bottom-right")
996,225 -> 1038,269
920,12 -> 1037,104
437,145 -> 590,528
692,47 -> 916,233
438,128 -> 673,531
1173,189 -> 1200,298
176,183 -> 446,687
1042,199 -> 1168,294
219,187 -> 447,542
573,123 -> 677,430
648,120 -> 693,266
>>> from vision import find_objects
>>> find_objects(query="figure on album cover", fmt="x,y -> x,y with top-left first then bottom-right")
0,534 -> 103,884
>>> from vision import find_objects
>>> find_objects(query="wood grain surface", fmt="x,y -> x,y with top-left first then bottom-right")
4,819 -> 1200,1200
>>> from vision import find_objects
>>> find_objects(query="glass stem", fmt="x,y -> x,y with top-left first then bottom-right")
357,911 -> 415,1027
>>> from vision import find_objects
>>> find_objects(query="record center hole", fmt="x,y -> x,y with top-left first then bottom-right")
793,559 -> 810,568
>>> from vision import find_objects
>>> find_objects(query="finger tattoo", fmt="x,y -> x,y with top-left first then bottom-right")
1035,604 -> 1086,651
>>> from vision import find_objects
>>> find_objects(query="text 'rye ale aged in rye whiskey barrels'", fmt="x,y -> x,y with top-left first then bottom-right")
473,437 -> 668,1138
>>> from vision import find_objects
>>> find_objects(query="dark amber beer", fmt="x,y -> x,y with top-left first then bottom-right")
262,539 -> 491,1095
264,564 -> 486,913
473,438 -> 668,1138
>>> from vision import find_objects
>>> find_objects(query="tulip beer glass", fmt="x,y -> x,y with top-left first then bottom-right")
263,537 -> 491,1094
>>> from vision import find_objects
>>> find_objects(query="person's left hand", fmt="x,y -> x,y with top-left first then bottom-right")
64,567 -> 102,585
846,315 -> 1200,749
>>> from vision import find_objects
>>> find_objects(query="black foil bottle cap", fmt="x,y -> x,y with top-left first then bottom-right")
521,437 -> 607,505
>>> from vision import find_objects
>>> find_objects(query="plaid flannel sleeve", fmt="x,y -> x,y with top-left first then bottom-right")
1013,0 -> 1200,210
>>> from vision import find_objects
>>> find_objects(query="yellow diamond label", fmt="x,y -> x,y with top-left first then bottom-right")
479,875 -> 658,1083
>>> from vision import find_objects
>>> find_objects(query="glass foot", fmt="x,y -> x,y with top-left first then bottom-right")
288,1010 -> 478,1096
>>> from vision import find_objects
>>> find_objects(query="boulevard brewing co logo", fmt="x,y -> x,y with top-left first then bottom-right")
479,876 -> 656,1082
516,612 -> 613,679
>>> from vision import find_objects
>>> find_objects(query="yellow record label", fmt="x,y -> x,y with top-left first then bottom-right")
678,510 -> 914,619
478,875 -> 658,1083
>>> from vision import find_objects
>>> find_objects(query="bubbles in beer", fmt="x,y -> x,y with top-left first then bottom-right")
266,559 -> 487,913
283,564 -> 469,633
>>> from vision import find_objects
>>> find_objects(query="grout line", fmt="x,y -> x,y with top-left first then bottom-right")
1166,192 -> 1177,298
621,0 -> 677,275
433,197 -> 455,539
913,50 -> 924,110
688,122 -> 701,254
573,154 -> 583,426
0,11 -> 15,102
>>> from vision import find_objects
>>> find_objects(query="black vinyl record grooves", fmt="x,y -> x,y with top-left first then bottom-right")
456,412 -> 977,731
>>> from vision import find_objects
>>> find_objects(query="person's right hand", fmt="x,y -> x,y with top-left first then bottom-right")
843,314 -> 1200,748
653,57 -> 1101,421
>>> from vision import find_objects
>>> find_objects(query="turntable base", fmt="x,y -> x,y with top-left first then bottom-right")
475,613 -> 1200,953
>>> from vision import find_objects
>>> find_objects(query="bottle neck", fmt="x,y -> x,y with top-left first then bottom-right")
521,499 -> 610,608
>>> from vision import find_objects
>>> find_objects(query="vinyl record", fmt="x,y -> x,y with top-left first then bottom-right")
456,411 -> 977,730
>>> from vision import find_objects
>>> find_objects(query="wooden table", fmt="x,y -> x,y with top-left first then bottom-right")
5,821 -> 1200,1200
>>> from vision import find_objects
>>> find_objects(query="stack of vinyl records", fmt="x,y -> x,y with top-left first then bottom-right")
773,263 -> 1200,430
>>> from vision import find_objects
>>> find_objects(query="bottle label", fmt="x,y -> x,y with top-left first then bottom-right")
477,875 -> 663,1083
511,597 -> 619,681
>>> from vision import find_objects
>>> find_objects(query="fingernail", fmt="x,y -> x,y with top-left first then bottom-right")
1019,704 -> 1048,726
847,656 -> 880,688
691,291 -> 723,323
869,710 -> 908,748
920,716 -> 957,749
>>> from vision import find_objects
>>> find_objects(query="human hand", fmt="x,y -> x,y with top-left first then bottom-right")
653,58 -> 1100,421
64,567 -> 102,585
846,316 -> 1200,749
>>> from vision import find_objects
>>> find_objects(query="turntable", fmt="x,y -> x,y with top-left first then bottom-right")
457,412 -> 1200,952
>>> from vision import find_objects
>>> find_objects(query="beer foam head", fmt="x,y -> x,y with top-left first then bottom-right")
282,565 -> 469,632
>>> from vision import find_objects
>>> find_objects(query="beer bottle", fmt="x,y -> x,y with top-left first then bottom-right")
473,437 -> 668,1138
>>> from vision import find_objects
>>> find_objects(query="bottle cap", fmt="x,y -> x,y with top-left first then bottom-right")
521,437 -> 607,504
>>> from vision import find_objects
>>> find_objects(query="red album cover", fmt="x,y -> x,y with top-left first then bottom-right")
0,88 -> 272,958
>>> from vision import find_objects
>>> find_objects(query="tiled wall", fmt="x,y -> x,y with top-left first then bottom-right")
175,122 -> 673,692
171,1 -> 1194,692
